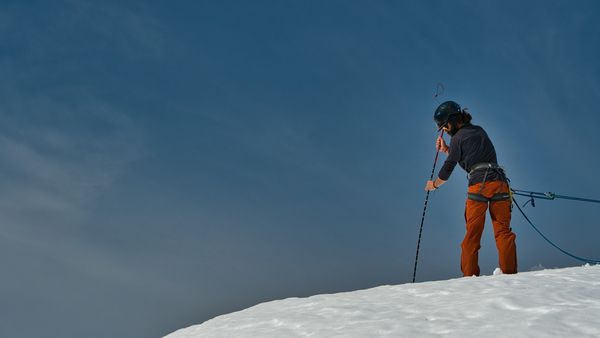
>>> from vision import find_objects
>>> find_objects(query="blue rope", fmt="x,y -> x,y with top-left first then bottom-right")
512,195 -> 600,264
512,189 -> 600,204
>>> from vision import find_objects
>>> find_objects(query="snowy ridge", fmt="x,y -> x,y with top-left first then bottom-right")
166,265 -> 600,337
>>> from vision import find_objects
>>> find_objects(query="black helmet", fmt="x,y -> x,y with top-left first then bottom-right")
434,101 -> 462,130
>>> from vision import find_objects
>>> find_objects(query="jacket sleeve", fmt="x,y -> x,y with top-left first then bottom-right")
437,136 -> 461,181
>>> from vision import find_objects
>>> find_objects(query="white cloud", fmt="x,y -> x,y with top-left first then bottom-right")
0,95 -> 146,220
0,93 -> 181,294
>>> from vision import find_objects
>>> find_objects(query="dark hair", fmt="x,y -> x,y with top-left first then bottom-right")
448,109 -> 472,125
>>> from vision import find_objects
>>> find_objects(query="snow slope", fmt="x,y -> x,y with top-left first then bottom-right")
166,265 -> 600,337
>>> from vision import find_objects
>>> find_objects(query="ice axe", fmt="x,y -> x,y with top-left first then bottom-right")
412,130 -> 444,283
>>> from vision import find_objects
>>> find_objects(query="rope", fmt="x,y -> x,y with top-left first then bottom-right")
511,195 -> 600,264
412,130 -> 444,283
512,189 -> 600,204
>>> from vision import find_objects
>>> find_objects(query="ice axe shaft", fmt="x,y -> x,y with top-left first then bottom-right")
412,130 -> 444,283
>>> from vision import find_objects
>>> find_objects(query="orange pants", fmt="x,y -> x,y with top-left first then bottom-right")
462,180 -> 517,276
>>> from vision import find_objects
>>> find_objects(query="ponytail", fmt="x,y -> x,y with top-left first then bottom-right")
461,109 -> 472,124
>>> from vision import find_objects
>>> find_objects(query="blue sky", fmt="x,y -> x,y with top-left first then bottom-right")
2,1 -> 600,337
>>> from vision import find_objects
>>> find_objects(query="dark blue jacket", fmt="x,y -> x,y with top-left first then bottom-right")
438,123 -> 504,186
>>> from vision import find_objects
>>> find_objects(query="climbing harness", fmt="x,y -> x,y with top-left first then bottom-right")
466,162 -> 511,201
468,162 -> 504,177
467,191 -> 512,203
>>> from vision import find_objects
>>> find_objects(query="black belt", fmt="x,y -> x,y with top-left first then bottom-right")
468,162 -> 507,181
469,162 -> 503,175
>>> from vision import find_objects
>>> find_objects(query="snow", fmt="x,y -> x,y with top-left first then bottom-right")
166,265 -> 600,337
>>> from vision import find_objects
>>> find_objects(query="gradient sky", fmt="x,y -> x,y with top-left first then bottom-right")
2,1 -> 600,337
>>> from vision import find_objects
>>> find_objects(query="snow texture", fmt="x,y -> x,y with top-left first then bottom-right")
166,265 -> 600,337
